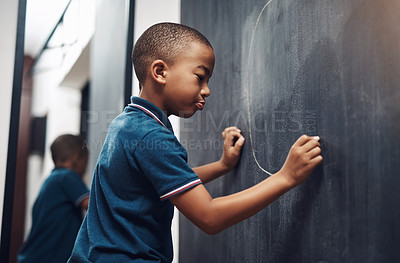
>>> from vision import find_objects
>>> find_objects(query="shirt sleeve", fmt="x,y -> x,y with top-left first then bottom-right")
134,128 -> 202,201
60,171 -> 90,207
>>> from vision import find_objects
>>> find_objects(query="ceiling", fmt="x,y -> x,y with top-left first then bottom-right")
25,0 -> 71,58
25,0 -> 90,89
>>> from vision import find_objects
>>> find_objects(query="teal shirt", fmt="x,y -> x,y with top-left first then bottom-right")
69,97 -> 201,263
18,168 -> 89,263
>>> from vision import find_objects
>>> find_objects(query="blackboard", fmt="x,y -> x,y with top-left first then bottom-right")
179,0 -> 400,262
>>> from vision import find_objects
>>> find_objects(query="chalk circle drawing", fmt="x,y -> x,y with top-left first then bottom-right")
245,0 -> 275,176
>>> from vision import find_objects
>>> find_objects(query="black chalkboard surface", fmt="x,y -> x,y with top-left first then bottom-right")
179,0 -> 400,262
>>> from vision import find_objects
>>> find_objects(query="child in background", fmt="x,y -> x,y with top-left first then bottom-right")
69,22 -> 322,263
18,134 -> 90,263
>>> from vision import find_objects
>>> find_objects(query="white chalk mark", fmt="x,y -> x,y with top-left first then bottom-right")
245,0 -> 274,176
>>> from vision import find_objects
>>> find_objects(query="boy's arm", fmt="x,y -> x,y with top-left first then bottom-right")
192,161 -> 230,184
170,135 -> 322,234
193,127 -> 245,184
79,196 -> 89,210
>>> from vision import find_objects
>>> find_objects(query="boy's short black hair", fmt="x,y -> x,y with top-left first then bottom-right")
132,22 -> 212,87
50,134 -> 88,165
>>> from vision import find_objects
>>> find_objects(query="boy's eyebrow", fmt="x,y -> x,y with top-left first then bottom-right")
196,65 -> 211,76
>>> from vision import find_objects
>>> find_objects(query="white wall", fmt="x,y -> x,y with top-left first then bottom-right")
0,0 -> 20,240
133,1 -> 181,262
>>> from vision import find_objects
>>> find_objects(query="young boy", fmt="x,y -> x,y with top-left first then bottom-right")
18,134 -> 90,263
69,22 -> 322,262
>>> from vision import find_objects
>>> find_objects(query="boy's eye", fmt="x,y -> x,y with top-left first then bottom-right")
196,75 -> 204,82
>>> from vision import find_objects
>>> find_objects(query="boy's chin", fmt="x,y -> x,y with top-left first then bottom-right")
177,110 -> 197,118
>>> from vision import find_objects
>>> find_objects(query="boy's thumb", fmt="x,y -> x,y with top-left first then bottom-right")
235,137 -> 245,148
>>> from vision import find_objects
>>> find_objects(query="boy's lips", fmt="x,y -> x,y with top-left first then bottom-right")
195,101 -> 205,110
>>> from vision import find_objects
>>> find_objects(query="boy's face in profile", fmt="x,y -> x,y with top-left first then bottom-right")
163,42 -> 215,118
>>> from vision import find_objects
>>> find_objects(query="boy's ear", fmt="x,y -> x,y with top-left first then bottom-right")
70,152 -> 80,163
150,59 -> 167,85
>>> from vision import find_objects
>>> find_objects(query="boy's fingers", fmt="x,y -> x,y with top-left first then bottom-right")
234,136 -> 245,149
222,127 -> 241,138
307,146 -> 321,159
294,135 -> 320,147
294,135 -> 311,147
224,126 -> 241,132
302,139 -> 320,153
225,131 -> 243,146
310,154 -> 323,165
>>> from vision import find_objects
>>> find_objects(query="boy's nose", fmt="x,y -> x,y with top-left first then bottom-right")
201,84 -> 210,98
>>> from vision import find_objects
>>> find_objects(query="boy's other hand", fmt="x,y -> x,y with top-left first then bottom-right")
277,135 -> 323,188
220,127 -> 245,171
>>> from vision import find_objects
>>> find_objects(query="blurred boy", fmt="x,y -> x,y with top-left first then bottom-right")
18,134 -> 90,263
69,23 -> 322,262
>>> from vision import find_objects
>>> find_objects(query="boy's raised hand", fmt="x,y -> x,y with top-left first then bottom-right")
220,126 -> 245,171
172,134 -> 322,235
191,126 -> 244,183
277,135 -> 323,187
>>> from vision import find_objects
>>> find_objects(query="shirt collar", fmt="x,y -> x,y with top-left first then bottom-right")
128,96 -> 174,133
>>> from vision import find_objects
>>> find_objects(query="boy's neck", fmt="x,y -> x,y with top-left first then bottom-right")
54,160 -> 84,178
138,87 -> 169,116
55,160 -> 73,170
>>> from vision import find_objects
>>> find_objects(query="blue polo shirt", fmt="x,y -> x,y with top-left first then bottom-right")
18,168 -> 89,263
69,97 -> 202,263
